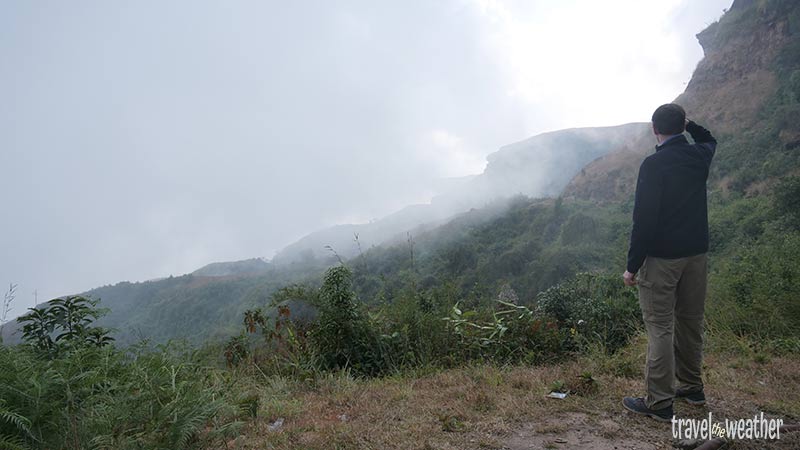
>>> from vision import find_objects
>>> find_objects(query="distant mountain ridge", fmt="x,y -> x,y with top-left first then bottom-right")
192,258 -> 271,277
274,122 -> 649,264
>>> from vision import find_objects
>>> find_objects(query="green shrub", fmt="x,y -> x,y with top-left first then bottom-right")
308,266 -> 390,376
234,267 -> 644,378
377,287 -> 455,368
535,273 -> 641,353
17,296 -> 114,356
708,227 -> 800,341
442,299 -> 566,364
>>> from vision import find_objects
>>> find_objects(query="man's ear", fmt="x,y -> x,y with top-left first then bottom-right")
652,123 -> 659,135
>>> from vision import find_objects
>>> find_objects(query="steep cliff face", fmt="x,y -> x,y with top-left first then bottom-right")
676,0 -> 794,133
564,0 -> 800,201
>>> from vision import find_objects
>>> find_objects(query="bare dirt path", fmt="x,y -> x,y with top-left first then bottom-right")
504,412 -> 659,450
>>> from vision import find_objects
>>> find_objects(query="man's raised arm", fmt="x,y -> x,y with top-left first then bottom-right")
685,120 -> 716,161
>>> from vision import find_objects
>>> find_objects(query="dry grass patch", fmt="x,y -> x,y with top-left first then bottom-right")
231,349 -> 800,449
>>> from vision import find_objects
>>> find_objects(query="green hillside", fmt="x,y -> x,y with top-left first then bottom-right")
87,257 -> 335,345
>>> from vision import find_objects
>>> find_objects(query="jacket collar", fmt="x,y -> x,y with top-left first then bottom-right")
655,134 -> 688,152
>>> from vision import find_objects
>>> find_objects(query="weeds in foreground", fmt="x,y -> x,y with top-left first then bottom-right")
1,298 -> 244,450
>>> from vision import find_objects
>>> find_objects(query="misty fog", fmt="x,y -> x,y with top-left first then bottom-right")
0,0 -> 730,317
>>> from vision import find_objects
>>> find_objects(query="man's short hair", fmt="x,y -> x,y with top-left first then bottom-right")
652,103 -> 686,135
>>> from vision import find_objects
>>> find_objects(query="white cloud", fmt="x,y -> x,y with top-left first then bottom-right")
418,129 -> 487,178
468,0 -> 727,131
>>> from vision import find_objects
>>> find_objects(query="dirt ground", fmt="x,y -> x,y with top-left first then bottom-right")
232,342 -> 800,450
504,412 -> 658,450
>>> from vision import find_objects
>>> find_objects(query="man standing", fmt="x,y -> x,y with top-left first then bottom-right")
621,103 -> 717,422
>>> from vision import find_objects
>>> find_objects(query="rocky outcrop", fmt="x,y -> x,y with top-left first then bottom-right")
676,0 -> 792,133
563,0 -> 798,202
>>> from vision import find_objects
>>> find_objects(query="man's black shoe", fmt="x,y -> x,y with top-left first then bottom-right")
675,388 -> 706,405
622,397 -> 674,422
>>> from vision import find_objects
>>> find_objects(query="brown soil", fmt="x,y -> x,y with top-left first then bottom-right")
232,341 -> 800,450
504,412 -> 658,450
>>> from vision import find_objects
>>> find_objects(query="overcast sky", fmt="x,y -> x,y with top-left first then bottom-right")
0,0 -> 730,317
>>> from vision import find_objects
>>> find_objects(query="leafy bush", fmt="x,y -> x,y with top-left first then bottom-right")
232,266 -> 391,377
708,226 -> 800,341
442,299 -> 566,365
535,273 -> 641,353
375,284 -> 456,368
17,296 -> 114,356
296,266 -> 388,376
234,263 -> 647,379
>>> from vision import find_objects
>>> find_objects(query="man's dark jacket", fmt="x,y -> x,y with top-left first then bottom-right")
627,121 -> 717,274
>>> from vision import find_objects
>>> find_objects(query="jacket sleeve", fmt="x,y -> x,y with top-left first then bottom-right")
627,157 -> 663,274
686,120 -> 716,163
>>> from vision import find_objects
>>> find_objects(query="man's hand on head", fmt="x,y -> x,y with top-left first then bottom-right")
623,270 -> 638,286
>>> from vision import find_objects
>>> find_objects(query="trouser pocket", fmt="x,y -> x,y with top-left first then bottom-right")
637,257 -> 678,321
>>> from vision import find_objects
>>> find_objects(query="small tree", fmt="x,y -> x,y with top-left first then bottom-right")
18,296 -> 114,355
311,265 -> 386,376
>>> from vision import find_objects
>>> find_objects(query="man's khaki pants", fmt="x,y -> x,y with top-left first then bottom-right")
637,253 -> 707,410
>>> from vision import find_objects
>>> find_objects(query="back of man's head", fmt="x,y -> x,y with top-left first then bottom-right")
652,103 -> 686,135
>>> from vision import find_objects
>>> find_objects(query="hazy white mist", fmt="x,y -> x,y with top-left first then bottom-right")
0,0 -> 731,317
